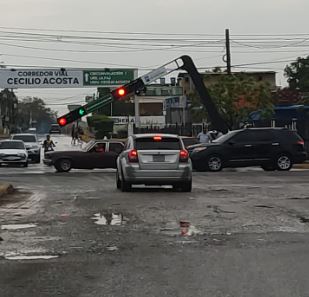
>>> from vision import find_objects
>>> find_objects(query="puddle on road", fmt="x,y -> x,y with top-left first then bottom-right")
160,221 -> 203,237
91,213 -> 124,226
1,223 -> 37,230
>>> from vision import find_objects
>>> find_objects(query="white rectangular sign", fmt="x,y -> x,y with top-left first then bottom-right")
0,68 -> 84,89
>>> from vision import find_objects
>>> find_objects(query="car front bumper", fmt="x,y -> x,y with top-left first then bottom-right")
27,149 -> 40,159
0,157 -> 27,164
43,158 -> 54,166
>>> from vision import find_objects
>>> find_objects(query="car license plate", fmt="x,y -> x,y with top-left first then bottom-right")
153,155 -> 165,162
5,156 -> 19,161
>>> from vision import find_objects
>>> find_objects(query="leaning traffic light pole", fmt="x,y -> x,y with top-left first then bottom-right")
57,55 -> 229,133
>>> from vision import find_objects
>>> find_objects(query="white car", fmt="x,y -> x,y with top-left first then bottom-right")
11,134 -> 41,163
0,140 -> 28,167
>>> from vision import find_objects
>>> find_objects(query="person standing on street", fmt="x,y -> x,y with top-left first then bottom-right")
71,124 -> 76,145
197,127 -> 210,143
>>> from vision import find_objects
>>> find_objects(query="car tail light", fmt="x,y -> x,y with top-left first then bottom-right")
179,149 -> 189,162
128,149 -> 138,162
153,136 -> 162,141
297,140 -> 305,145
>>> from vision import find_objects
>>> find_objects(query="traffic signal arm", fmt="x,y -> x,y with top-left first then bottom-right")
57,94 -> 113,126
57,55 -> 229,133
180,55 -> 230,133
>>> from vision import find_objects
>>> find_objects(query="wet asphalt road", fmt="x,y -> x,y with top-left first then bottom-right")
0,136 -> 309,297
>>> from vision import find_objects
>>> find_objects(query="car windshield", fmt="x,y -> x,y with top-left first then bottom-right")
212,130 -> 240,143
135,137 -> 181,150
0,141 -> 25,150
12,135 -> 36,143
83,140 -> 96,152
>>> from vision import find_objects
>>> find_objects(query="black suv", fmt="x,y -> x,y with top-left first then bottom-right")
189,128 -> 307,171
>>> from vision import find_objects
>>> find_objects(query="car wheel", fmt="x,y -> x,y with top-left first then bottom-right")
276,154 -> 292,171
116,171 -> 121,189
55,159 -> 72,172
23,162 -> 28,168
120,179 -> 131,192
206,155 -> 223,172
261,164 -> 276,171
35,155 -> 41,164
181,180 -> 192,192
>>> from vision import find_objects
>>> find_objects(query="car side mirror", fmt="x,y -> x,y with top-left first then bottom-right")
228,140 -> 235,145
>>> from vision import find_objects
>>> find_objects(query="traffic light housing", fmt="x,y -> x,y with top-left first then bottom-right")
111,78 -> 145,100
57,106 -> 88,127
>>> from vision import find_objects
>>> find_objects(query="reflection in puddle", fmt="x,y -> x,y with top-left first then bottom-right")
92,213 -> 123,226
160,221 -> 203,237
1,223 -> 37,230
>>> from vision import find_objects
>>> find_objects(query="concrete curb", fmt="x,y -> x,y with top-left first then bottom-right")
0,183 -> 14,198
294,163 -> 309,169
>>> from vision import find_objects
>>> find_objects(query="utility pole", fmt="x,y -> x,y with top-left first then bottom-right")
225,29 -> 231,75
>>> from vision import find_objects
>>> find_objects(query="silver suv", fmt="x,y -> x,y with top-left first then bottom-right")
11,134 -> 41,163
116,134 -> 192,192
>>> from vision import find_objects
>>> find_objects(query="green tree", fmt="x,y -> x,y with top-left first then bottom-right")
16,97 -> 57,133
189,74 -> 273,129
285,56 -> 309,92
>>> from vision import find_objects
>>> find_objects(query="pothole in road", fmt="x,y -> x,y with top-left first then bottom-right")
91,212 -> 124,226
298,216 -> 309,223
1,223 -> 37,230
254,205 -> 274,209
288,197 -> 309,200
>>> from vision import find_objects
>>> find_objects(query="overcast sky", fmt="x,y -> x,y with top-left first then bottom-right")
1,0 -> 309,115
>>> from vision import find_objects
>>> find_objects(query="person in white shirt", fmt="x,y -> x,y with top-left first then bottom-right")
197,127 -> 210,143
208,130 -> 223,142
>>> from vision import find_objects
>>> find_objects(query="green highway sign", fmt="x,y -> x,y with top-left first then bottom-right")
83,69 -> 137,86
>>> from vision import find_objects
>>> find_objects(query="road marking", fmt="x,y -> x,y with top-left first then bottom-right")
1,223 -> 37,230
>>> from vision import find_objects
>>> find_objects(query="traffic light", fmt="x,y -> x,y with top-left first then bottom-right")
111,78 -> 145,100
78,107 -> 86,116
57,106 -> 88,127
111,86 -> 129,100
58,117 -> 67,127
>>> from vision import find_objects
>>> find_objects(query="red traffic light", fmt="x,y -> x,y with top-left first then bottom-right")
117,88 -> 126,97
58,117 -> 67,126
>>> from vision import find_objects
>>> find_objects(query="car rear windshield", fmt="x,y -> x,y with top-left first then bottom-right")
135,137 -> 181,150
12,135 -> 36,142
278,130 -> 303,142
0,141 -> 25,149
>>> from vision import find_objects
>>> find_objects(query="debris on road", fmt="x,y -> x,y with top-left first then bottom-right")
106,246 -> 118,251
0,183 -> 14,198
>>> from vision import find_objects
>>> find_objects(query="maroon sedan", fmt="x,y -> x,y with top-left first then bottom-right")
43,140 -> 124,172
